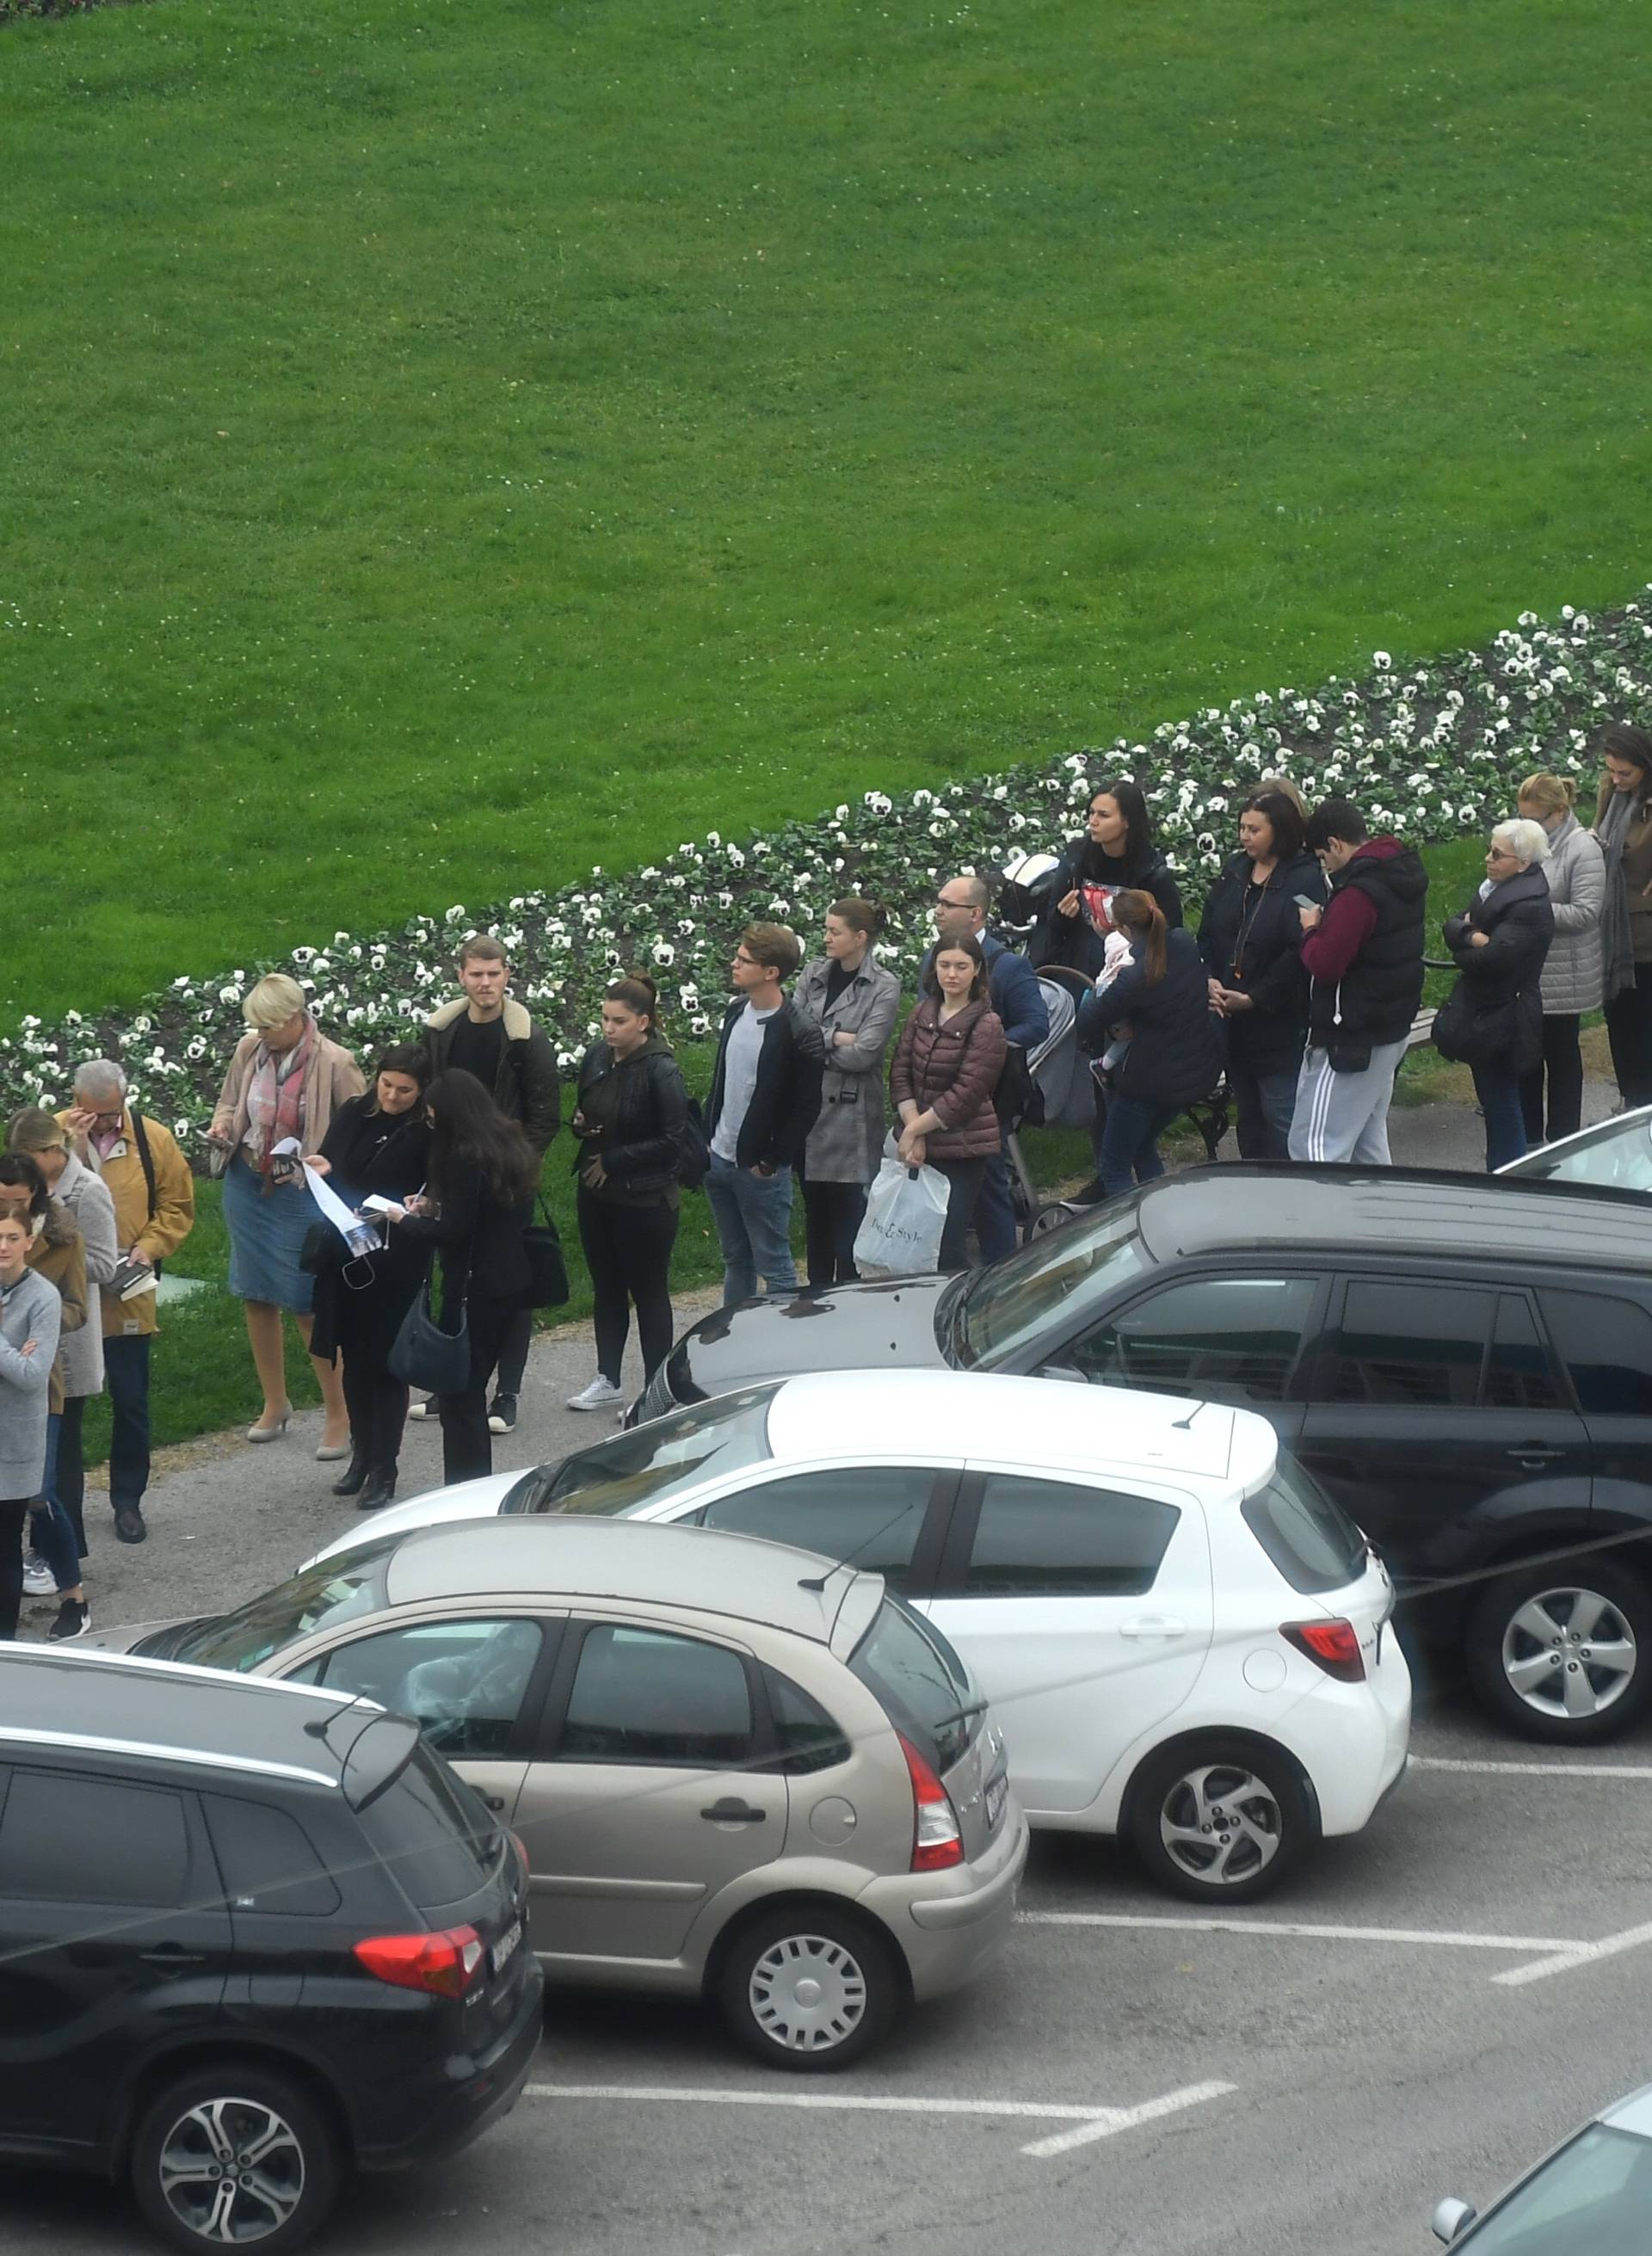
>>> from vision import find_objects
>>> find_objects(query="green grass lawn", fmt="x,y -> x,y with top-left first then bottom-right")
5,0 -> 1651,1026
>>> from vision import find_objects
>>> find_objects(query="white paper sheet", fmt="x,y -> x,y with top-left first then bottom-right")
272,1137 -> 380,1256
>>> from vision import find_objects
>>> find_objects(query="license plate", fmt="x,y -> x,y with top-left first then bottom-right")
985,1773 -> 1008,1833
491,1919 -> 522,1976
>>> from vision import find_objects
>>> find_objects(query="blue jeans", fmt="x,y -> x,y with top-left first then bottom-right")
972,1154 -> 1019,1265
1471,1062 -> 1528,1173
705,1153 -> 797,1306
1099,1095 -> 1178,1200
29,1416 -> 81,1593
1230,1063 -> 1299,1161
102,1334 -> 152,1512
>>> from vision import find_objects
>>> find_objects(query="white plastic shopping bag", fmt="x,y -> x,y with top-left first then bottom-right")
853,1153 -> 952,1278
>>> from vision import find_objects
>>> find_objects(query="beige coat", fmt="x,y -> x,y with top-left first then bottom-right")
57,1107 -> 195,1341
211,1031 -> 365,1162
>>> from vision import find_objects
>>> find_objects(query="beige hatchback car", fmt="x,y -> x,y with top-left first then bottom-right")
93,1517 -> 1027,2070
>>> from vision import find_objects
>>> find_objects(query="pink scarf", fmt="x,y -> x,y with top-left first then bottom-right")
244,1020 -> 316,1176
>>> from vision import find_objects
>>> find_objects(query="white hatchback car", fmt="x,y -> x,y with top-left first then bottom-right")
309,1371 -> 1410,1900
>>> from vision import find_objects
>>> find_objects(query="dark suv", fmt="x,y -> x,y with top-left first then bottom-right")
638,1166 -> 1652,1746
0,1645 -> 542,2254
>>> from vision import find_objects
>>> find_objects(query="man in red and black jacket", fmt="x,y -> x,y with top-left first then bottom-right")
1288,798 -> 1428,1163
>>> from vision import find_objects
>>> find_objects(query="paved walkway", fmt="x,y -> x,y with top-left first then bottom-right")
41,1079 -> 1618,1640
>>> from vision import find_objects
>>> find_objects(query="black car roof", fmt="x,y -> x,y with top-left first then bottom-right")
1134,1164 -> 1652,1276
0,1646 -> 378,1793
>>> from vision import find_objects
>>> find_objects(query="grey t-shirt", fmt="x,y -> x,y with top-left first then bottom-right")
712,1001 -> 780,1162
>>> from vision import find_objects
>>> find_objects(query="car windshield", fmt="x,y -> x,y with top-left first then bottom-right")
165,1538 -> 399,1674
946,1200 -> 1152,1368
1456,2122 -> 1652,2253
1506,1110 -> 1652,1196
534,1384 -> 780,1518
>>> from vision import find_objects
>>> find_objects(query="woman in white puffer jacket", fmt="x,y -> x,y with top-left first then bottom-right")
1517,772 -> 1606,1144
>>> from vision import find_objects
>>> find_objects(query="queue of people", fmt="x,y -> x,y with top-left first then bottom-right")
4,726 -> 1650,1644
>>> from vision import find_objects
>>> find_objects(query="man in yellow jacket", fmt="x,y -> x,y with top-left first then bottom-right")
59,1060 -> 195,1545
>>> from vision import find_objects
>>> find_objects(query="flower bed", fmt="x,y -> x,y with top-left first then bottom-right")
7,596 -> 1647,1145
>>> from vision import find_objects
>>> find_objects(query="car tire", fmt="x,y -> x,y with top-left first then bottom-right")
1129,1738 -> 1313,1903
1466,1559 -> 1652,1744
131,2062 -> 342,2256
717,1904 -> 901,2072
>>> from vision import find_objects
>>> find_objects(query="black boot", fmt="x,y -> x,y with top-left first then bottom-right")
356,1465 -> 398,1512
331,1448 -> 370,1498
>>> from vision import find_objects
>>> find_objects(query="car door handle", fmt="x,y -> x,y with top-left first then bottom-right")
700,1799 -> 767,1825
1507,1445 -> 1566,1467
483,1794 -> 508,1811
1119,1616 -> 1187,1639
138,1947 -> 206,1970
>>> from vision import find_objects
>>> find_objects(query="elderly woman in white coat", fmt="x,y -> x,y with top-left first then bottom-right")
1516,774 -> 1606,1145
793,898 -> 903,1287
0,1209 -> 61,1642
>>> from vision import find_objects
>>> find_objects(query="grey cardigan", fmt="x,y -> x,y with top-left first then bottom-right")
53,1152 -> 119,1399
1538,812 -> 1606,1017
794,955 -> 903,1185
0,1267 -> 62,1498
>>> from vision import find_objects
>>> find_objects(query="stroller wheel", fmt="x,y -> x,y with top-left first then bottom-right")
1028,1201 -> 1076,1240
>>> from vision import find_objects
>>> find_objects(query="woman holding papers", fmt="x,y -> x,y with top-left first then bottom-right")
306,1045 -> 433,1511
206,974 -> 364,1457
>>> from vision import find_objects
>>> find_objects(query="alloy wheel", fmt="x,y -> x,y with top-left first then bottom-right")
157,2096 -> 306,2246
1158,1762 -> 1285,1888
748,1932 -> 869,2054
1501,1586 -> 1637,1724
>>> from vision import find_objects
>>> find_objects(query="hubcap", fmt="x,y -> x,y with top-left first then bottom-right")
749,1932 -> 868,2053
1159,1763 -> 1284,1887
1501,1587 -> 1637,1723
157,2098 -> 305,2245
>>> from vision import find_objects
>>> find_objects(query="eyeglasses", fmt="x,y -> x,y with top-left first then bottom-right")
934,895 -> 974,909
1486,847 -> 1518,861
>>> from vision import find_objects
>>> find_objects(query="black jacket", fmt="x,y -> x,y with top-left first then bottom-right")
1305,841 -> 1429,1048
1196,850 -> 1326,1075
572,1036 -> 691,1200
423,997 -> 562,1156
1077,928 -> 1226,1109
308,1097 -> 433,1365
706,997 -> 826,1172
1030,839 -> 1185,981
396,1174 -> 533,1321
1439,866 -> 1556,1074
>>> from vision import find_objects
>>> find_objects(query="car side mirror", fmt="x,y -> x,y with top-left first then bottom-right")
1432,2197 -> 1477,2244
1032,1364 -> 1088,1385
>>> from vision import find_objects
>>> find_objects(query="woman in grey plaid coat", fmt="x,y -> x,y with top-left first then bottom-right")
794,899 -> 903,1287
1517,773 -> 1606,1143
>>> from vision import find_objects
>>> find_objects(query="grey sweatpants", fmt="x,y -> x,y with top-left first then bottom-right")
1288,1038 -> 1408,1163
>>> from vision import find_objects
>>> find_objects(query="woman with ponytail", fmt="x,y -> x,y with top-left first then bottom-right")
794,898 -> 902,1285
1516,773 -> 1606,1143
566,975 -> 692,1413
1076,891 -> 1224,1199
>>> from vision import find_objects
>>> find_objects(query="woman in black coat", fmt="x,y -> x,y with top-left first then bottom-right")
1197,790 -> 1327,1159
1030,778 -> 1184,982
307,1044 -> 433,1509
384,1070 -> 538,1486
1439,819 -> 1556,1174
568,975 -> 692,1415
1077,892 -> 1225,1199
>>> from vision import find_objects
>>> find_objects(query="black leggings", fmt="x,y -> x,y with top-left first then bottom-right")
1605,962 -> 1652,1110
800,1180 -> 867,1288
0,1499 -> 28,1642
342,1356 -> 410,1474
576,1190 -> 679,1388
933,1157 -> 990,1274
1520,1014 -> 1585,1145
438,1294 -> 521,1486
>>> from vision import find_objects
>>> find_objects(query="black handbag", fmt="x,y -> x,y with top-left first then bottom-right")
388,1277 -> 471,1396
521,1198 -> 570,1310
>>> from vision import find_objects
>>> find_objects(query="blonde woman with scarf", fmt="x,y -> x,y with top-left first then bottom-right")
208,973 -> 364,1454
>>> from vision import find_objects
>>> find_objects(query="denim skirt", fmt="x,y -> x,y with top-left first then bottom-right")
223,1153 -> 319,1315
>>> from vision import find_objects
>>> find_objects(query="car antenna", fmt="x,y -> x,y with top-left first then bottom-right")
1169,1401 -> 1208,1431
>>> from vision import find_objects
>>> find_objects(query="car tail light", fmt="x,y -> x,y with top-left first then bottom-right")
1281,1618 -> 1366,1684
898,1732 -> 964,1872
354,1925 -> 485,1999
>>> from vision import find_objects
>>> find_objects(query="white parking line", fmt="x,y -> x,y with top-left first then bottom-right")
1020,1911 -> 1586,1953
525,2079 -> 1236,2159
1494,1917 -> 1652,1988
1412,1756 -> 1652,1779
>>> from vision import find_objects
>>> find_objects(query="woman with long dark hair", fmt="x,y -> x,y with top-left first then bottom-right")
889,934 -> 1007,1273
1078,891 -> 1224,1199
383,1069 -> 538,1483
794,898 -> 902,1286
1197,789 -> 1325,1157
1032,778 -> 1184,981
305,1043 -> 434,1510
568,975 -> 692,1414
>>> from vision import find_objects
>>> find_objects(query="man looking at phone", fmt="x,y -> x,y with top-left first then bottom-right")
1288,799 -> 1428,1164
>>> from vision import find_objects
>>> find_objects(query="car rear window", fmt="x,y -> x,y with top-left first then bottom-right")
1242,1461 -> 1368,1594
849,1597 -> 979,1773
354,1741 -> 498,1919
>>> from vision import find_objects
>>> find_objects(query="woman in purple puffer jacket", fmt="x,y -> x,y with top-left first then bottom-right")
889,934 -> 1007,1273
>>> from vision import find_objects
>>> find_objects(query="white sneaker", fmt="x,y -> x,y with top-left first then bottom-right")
408,1396 -> 433,1421
22,1554 -> 57,1598
566,1375 -> 625,1413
